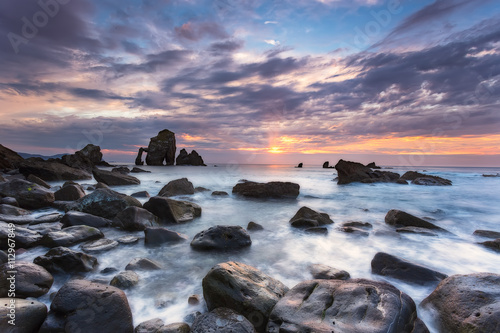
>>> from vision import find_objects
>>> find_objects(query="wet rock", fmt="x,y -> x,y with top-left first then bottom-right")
479,238 -> 500,252
143,196 -> 201,224
421,273 -> 500,333
156,322 -> 190,333
247,221 -> 264,231
79,144 -> 104,164
334,159 -> 401,184
304,227 -> 328,234
0,179 -> 55,209
0,251 -> 7,264
340,226 -> 369,236
0,298 -> 47,333
202,261 -> 289,332
396,178 -> 409,184
322,161 -> 331,168
232,180 -> 300,199
191,307 -> 256,333
188,294 -> 200,306
81,238 -> 119,253
54,184 -> 86,201
117,236 -> 140,244
135,318 -> 164,333
385,209 -> 446,231
482,173 -> 500,177
131,167 -> 151,173
0,262 -> 53,298
0,223 -> 42,249
396,226 -> 438,236
125,258 -> 162,271
112,166 -> 130,174
28,222 -> 64,235
131,191 -> 150,198
0,197 -> 18,206
176,148 -> 206,166
194,186 -> 210,192
61,210 -> 112,228
0,211 -> 62,226
40,280 -> 134,333
473,229 -> 500,239
289,206 -> 333,228
145,227 -> 188,246
366,162 -> 381,169
267,278 -> 427,333
158,178 -> 195,197
92,168 -> 140,186
0,204 -> 30,216
110,271 -> 139,290
27,174 -> 51,189
296,162 -> 303,168
0,144 -> 24,170
34,246 -> 98,273
309,264 -> 350,280
371,252 -> 447,285
40,225 -> 103,247
212,190 -> 229,196
113,206 -> 159,231
342,221 -> 373,229
400,171 -> 452,186
19,160 -> 92,181
191,225 -> 252,251
74,188 -> 142,219
142,129 -> 177,166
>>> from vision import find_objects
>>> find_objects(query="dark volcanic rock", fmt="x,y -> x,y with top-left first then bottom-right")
0,197 -> 18,206
110,271 -> 139,290
296,162 -> 303,168
54,184 -> 86,201
158,178 -> 195,197
366,162 -> 381,169
191,307 -> 256,333
385,209 -> 447,231
401,171 -> 452,186
309,264 -> 350,280
125,257 -> 162,271
422,273 -> 500,333
247,221 -> 264,231
74,188 -> 142,219
191,225 -> 252,251
371,252 -> 447,285
34,246 -> 98,273
81,238 -> 119,253
0,144 -> 24,170
0,211 -> 61,226
28,222 -> 63,235
92,168 -> 140,186
27,174 -> 51,188
113,206 -> 158,231
19,160 -> 92,181
176,148 -> 206,166
289,206 -> 333,228
322,161 -> 331,168
334,159 -> 401,184
202,261 -> 289,332
61,211 -> 112,228
145,227 -> 188,246
232,180 -> 300,199
479,238 -> 500,252
79,144 -> 103,164
40,225 -> 103,247
0,179 -> 55,209
305,227 -> 328,234
0,298 -> 47,333
143,196 -> 201,224
473,229 -> 500,239
0,261 -> 53,298
40,279 -> 133,333
267,278 -> 427,333
145,129 -> 177,166
342,221 -> 373,229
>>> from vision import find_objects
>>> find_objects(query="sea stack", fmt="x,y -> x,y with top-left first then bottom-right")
135,129 -> 176,166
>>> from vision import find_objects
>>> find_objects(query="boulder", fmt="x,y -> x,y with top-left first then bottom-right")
396,227 -> 438,236
202,261 -> 289,332
289,206 -> 333,228
296,163 -> 303,168
145,227 -> 188,246
34,246 -> 98,273
112,166 -> 130,174
54,184 -> 86,201
371,252 -> 447,285
74,188 -> 142,219
0,212 -> 62,225
79,144 -> 103,164
27,174 -> 51,188
113,206 -> 158,231
366,162 -> 381,169
385,209 -> 447,231
195,186 -> 210,192
247,221 -> 264,231
191,225 -> 252,251
212,190 -> 229,196
267,278 -> 428,333
59,152 -> 94,173
400,171 -> 452,186
131,167 -> 150,173
305,226 -> 328,234
322,161 -> 330,168
335,159 -> 402,184
421,273 -> 500,333
479,238 -> 500,252
18,160 -> 92,181
0,204 -> 30,216
134,318 -> 164,333
0,144 -> 24,170
342,221 -> 373,229
309,264 -> 350,280
143,197 -> 201,224
191,307 -> 256,333
156,322 -> 190,333
158,178 -> 195,197
232,181 -> 300,199
0,223 -> 42,249
473,229 -> 500,239
145,129 -> 176,166
0,179 -> 55,209
0,298 -> 47,333
40,280 -> 134,333
339,226 -> 369,236
117,236 -> 140,244
81,238 -> 119,253
176,148 -> 206,166
61,211 -> 112,228
40,225 -> 103,247
125,258 -> 162,271
28,222 -> 63,235
0,197 -> 18,206
0,261 -> 53,298
131,191 -> 150,198
110,271 -> 139,290
92,168 -> 140,186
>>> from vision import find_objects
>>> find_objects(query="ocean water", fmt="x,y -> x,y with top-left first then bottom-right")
19,164 -> 500,332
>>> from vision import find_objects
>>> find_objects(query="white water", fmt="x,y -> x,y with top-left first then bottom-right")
18,164 -> 500,332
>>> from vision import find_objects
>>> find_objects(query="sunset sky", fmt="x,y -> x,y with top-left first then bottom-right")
0,0 -> 499,166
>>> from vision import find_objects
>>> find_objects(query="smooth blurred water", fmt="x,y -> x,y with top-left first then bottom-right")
18,164 -> 500,332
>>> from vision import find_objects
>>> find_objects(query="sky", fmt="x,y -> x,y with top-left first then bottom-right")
0,0 -> 499,167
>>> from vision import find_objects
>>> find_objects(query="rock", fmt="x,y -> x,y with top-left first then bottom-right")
0,144 -> 24,170
473,229 -> 500,239
289,206 -> 333,228
191,307 -> 256,333
212,190 -> 229,196
110,271 -> 139,290
101,267 -> 119,274
74,188 -> 142,219
92,168 -> 140,186
0,298 -> 47,333
296,163 -> 303,168
79,144 -> 103,164
113,206 -> 158,231
0,262 -> 53,298
482,173 -> 500,177
334,159 -> 401,184
385,209 -> 446,231
61,210 -> 112,228
0,212 -> 62,226
188,294 -> 200,306
125,258 -> 162,271
54,184 -> 86,201
81,238 -> 119,253
19,160 -> 92,181
191,225 -> 252,251
28,222 -> 64,235
400,171 -> 452,186
131,191 -> 150,198
267,278 -> 427,333
194,186 -> 210,192
34,246 -> 98,273
0,251 -> 6,264
145,227 -> 188,246
117,236 -> 139,244
144,129 -> 177,166
41,279 -> 134,333
396,227 -> 438,236
0,223 -> 42,249
112,166 -> 130,174
322,161 -> 330,168
479,238 -> 500,252
176,148 -> 206,166
135,147 -> 146,166
421,273 -> 500,333
371,252 -> 447,285
0,175 -> 4,182
366,162 -> 381,169
131,167 -> 150,173
309,264 -> 350,280
156,322 -> 190,333
158,178 -> 195,197
0,197 -> 18,206
40,225 -> 103,247
304,227 -> 328,234
0,204 -> 30,216
202,261 -> 289,332
0,179 -> 55,209
247,221 -> 264,231
396,178 -> 409,184
143,197 -> 201,224
342,221 -> 373,229
232,181 -> 300,199
27,174 -> 51,188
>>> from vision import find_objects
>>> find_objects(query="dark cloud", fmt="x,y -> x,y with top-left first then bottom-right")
209,39 -> 244,53
174,21 -> 229,41
68,88 -> 133,101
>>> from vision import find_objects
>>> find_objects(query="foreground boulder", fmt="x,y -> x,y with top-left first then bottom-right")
110,271 -> 139,290
385,209 -> 446,231
176,148 -> 206,166
19,160 -> 92,181
422,273 -> 500,333
0,298 -> 47,332
474,229 -> 500,239
34,246 -> 98,273
113,206 -> 158,231
232,181 -> 300,199
134,318 -> 164,333
54,184 -> 86,201
158,178 -> 195,197
267,278 -> 428,333
289,206 -> 333,228
73,188 -> 142,219
202,261 -> 289,332
191,225 -> 251,251
0,262 -> 53,298
371,252 -> 447,285
334,159 -> 401,184
39,280 -> 133,333
143,196 -> 201,224
191,307 -> 256,333
40,225 -> 103,247
0,179 -> 55,209
400,171 -> 452,186
92,168 -> 140,186
0,144 -> 24,170
125,257 -> 162,271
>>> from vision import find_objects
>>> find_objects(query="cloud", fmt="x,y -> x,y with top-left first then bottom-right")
264,39 -> 280,46
174,21 -> 229,41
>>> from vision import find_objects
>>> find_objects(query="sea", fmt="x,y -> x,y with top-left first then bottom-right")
18,163 -> 500,332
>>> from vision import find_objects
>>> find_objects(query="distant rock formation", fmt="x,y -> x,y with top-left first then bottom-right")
323,161 -> 330,168
135,130 -> 176,166
366,162 -> 381,169
400,171 -> 452,186
176,148 -> 206,166
334,159 -> 400,185
296,163 -> 303,168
